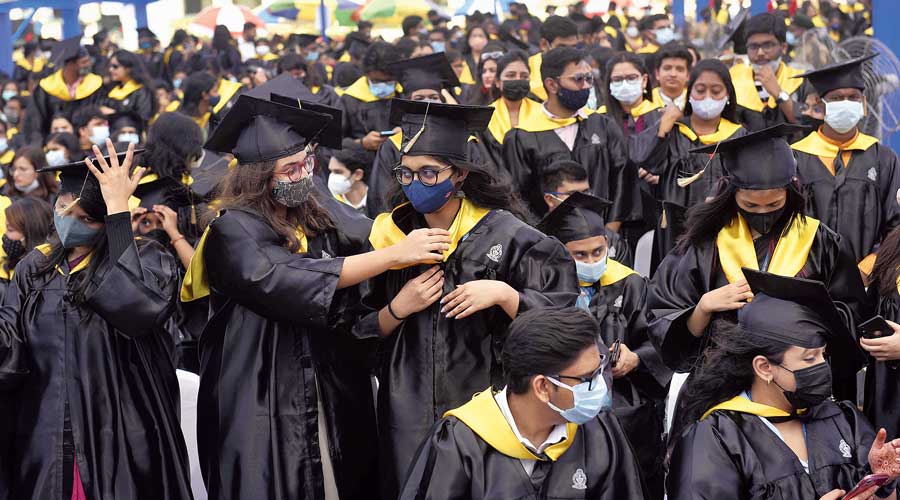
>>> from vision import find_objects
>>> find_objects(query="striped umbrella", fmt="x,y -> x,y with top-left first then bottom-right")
189,5 -> 267,38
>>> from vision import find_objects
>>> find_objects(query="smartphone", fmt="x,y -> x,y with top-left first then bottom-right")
610,339 -> 622,367
843,473 -> 890,499
379,130 -> 397,137
859,315 -> 892,339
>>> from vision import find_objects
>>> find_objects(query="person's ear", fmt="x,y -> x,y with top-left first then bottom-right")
532,375 -> 553,403
351,168 -> 364,182
543,193 -> 557,209
455,169 -> 469,183
751,355 -> 775,384
539,39 -> 550,53
544,76 -> 558,95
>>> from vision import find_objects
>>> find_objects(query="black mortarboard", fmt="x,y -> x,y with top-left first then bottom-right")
345,34 -> 371,60
690,123 -> 808,190
189,150 -> 231,199
41,148 -> 146,221
718,7 -> 750,52
792,14 -> 815,30
537,192 -> 610,243
389,99 -> 493,163
291,34 -> 319,48
110,111 -> 144,136
386,53 -> 460,94
204,94 -> 332,164
741,269 -> 866,378
137,27 -> 158,40
796,53 -> 877,97
245,73 -> 343,149
133,175 -> 190,210
50,35 -> 88,67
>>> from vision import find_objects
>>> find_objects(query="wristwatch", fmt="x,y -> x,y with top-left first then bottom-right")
775,91 -> 790,104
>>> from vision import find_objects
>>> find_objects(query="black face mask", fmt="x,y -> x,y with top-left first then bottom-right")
739,206 -> 786,235
500,79 -> 530,101
775,361 -> 832,411
2,234 -> 25,262
142,228 -> 170,247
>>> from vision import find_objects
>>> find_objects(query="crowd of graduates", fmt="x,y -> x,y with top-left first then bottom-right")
2,0 -> 900,499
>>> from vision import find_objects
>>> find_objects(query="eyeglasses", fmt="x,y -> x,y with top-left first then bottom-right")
544,189 -> 591,201
822,94 -> 864,103
546,365 -> 604,390
393,163 -> 454,186
747,41 -> 781,53
276,147 -> 316,182
109,63 -> 121,69
482,51 -> 504,61
558,72 -> 595,86
610,74 -> 642,84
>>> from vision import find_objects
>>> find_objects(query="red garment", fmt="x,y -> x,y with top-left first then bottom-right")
71,456 -> 85,500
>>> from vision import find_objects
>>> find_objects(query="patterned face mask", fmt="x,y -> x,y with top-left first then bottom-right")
272,176 -> 314,207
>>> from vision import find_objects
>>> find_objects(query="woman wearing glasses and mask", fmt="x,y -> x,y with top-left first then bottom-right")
357,99 -> 579,498
182,95 -> 452,500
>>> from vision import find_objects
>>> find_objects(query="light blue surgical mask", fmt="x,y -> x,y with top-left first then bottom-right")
173,78 -> 182,89
547,372 -> 611,424
2,90 -> 16,101
576,255 -> 607,284
305,51 -> 319,63
46,149 -> 66,167
54,211 -> 102,249
368,79 -> 396,99
786,31 -> 797,46
654,26 -> 675,45
431,41 -> 446,53
117,132 -> 140,145
90,125 -> 110,145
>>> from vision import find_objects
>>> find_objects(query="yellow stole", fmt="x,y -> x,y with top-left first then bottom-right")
445,389 -> 578,460
528,52 -> 548,101
486,97 -> 542,144
342,76 -> 399,103
369,199 -> 490,270
701,395 -> 793,420
716,214 -> 820,284
35,242 -> 93,276
674,118 -> 743,145
213,79 -> 243,114
791,129 -> 878,176
15,56 -> 45,73
107,80 -> 143,100
458,62 -> 476,86
628,99 -> 661,119
651,87 -> 686,109
579,258 -> 638,288
181,218 -> 308,302
39,70 -> 103,101
730,62 -> 805,112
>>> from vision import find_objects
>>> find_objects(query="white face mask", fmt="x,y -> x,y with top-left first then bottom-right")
256,45 -> 270,56
328,172 -> 353,195
0,138 -> 7,153
118,132 -> 140,145
90,125 -> 110,145
689,96 -> 728,120
16,178 -> 39,194
825,100 -> 864,134
626,26 -> 639,38
609,79 -> 644,105
46,149 -> 67,167
752,57 -> 782,75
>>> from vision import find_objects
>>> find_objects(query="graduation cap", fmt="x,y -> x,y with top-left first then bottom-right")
203,94 -> 333,164
386,53 -> 460,94
718,7 -> 750,52
244,73 -> 344,150
389,99 -> 493,163
110,111 -> 144,136
345,33 -> 371,60
741,269 -> 867,379
537,192 -> 611,243
290,34 -> 319,48
189,149 -> 231,200
40,148 -> 146,221
690,123 -> 808,190
795,53 -> 877,97
133,175 -> 190,210
50,35 -> 88,67
137,27 -> 158,40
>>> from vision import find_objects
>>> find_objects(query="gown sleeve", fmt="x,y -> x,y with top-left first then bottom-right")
84,213 -> 179,338
500,129 -> 536,206
666,417 -> 749,500
604,117 -> 640,225
203,211 -> 345,326
624,275 -> 672,391
366,140 -> 399,218
876,146 -> 900,244
0,254 -> 30,391
510,233 -> 579,314
398,418 -> 473,500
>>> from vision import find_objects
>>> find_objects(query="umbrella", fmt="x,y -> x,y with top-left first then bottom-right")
356,0 -> 445,22
189,5 -> 267,38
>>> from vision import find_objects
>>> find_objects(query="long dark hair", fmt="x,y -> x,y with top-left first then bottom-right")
181,72 -> 216,117
869,225 -> 900,296
5,146 -> 59,202
675,180 -> 807,253
387,155 -> 532,222
212,159 -> 334,252
603,52 -> 652,129
683,59 -> 738,123
4,197 -> 52,271
212,25 -> 235,51
111,49 -> 153,88
677,321 -> 790,434
141,112 -> 203,178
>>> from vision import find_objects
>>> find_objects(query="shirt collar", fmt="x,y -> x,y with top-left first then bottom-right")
541,103 -> 589,121
494,387 -> 569,455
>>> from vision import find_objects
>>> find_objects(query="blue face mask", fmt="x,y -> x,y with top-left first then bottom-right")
576,255 -> 607,284
431,41 -> 446,53
208,94 -> 221,107
654,27 -> 676,45
2,90 -> 16,101
173,78 -> 182,89
786,31 -> 797,46
547,373 -> 611,424
305,51 -> 319,62
54,211 -> 102,249
401,178 -> 456,214
557,85 -> 591,112
368,79 -> 397,99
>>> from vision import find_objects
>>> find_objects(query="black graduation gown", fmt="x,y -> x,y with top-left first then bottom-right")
792,131 -> 900,263
863,285 -> 900,440
729,62 -> 809,132
196,208 -> 378,500
0,224 -> 192,500
365,134 -> 488,219
339,76 -> 396,140
102,82 -> 157,124
502,111 -> 637,221
584,266 -> 671,498
400,395 -> 647,500
354,204 -> 580,497
647,217 -> 868,402
23,70 -> 104,144
668,400 -> 877,500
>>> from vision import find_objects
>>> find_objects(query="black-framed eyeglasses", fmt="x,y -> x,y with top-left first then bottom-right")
546,365 -> 604,390
558,72 -> 595,86
393,163 -> 454,186
747,41 -> 780,53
